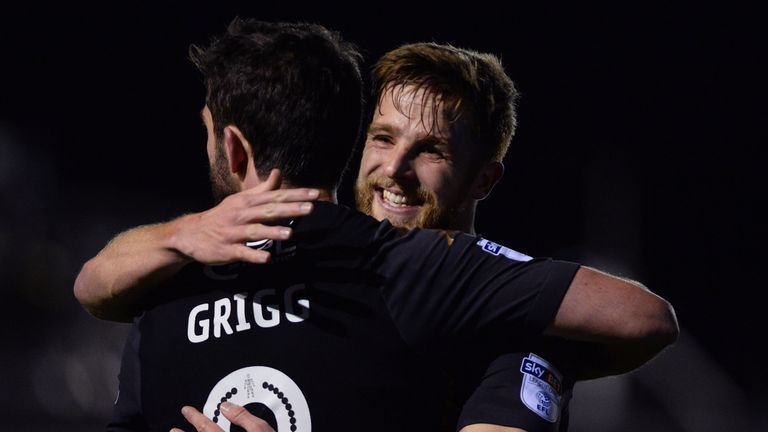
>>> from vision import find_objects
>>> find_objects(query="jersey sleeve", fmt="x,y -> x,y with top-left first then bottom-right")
106,320 -> 148,432
374,228 -> 580,348
456,351 -> 573,431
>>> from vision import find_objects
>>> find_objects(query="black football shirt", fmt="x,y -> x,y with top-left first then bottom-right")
108,202 -> 579,432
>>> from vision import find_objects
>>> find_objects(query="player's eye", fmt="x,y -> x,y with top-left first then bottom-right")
422,146 -> 444,159
371,134 -> 394,145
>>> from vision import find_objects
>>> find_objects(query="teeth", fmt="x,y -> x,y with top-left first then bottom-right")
383,189 -> 409,206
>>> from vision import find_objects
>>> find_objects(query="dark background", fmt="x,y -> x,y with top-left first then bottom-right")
1,3 -> 764,431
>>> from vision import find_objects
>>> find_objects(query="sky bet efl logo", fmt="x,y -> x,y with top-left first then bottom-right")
519,353 -> 563,423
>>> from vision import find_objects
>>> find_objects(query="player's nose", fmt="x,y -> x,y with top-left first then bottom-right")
384,145 -> 415,180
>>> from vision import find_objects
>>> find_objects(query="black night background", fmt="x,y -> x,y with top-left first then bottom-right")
1,3 -> 764,431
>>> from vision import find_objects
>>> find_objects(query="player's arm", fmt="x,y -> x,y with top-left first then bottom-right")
456,350 -> 570,432
74,170 -> 319,322
544,266 -> 679,375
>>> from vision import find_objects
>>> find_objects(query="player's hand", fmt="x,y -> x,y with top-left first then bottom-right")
170,402 -> 275,432
173,168 -> 319,265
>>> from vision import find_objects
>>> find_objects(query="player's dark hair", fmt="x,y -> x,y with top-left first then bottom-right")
190,18 -> 364,187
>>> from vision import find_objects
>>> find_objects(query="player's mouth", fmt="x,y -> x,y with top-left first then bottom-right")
375,187 -> 423,215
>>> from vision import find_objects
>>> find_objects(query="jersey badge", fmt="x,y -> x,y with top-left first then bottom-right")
204,365 -> 311,431
519,353 -> 563,422
476,239 -> 532,261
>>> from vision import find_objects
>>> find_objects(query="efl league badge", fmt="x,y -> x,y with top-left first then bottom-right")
519,353 -> 563,422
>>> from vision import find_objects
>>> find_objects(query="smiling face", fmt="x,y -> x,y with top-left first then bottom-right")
355,85 -> 478,231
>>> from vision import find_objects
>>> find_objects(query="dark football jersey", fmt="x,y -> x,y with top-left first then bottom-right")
108,202 -> 579,432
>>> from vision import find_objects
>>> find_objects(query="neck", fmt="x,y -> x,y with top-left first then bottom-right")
277,182 -> 337,204
316,188 -> 337,203
452,201 -> 478,235
455,219 -> 477,236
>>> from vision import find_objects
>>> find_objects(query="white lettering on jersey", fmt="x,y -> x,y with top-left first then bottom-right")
234,293 -> 252,332
213,298 -> 234,338
253,289 -> 280,328
188,303 -> 210,343
187,287 -> 310,343
285,285 -> 310,322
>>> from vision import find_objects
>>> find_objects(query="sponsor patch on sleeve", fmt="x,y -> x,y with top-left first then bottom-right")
476,239 -> 532,261
519,353 -> 563,423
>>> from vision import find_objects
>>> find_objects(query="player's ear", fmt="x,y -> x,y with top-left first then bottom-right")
471,161 -> 504,200
222,125 -> 252,182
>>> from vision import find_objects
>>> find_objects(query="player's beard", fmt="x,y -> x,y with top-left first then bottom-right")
354,176 -> 471,230
209,142 -> 239,205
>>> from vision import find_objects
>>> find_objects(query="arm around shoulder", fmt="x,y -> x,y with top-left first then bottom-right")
546,266 -> 679,365
74,183 -> 317,321
74,218 -> 193,322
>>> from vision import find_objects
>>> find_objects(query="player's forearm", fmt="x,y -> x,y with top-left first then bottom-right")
74,217 -> 192,322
